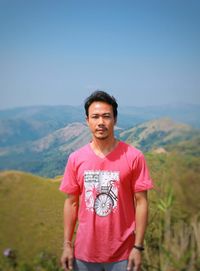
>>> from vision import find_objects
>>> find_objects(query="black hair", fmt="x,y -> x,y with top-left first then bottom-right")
84,90 -> 118,119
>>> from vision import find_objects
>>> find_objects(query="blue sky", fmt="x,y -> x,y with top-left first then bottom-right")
0,0 -> 200,109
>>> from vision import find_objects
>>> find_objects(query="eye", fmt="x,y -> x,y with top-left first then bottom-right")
103,114 -> 111,119
91,115 -> 99,119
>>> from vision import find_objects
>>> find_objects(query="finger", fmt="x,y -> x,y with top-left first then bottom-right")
127,260 -> 133,270
133,264 -> 141,271
60,258 -> 67,270
68,257 -> 73,270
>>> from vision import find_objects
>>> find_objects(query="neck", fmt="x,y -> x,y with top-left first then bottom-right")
90,137 -> 118,157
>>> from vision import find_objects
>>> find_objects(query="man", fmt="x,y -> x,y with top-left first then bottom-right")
60,91 -> 153,271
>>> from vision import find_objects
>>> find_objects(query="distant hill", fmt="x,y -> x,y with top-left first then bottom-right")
0,122 -> 91,177
119,118 -> 197,152
24,122 -> 90,153
0,105 -> 84,147
0,104 -> 199,148
0,104 -> 199,177
0,117 -> 199,177
119,104 -> 200,128
166,134 -> 200,157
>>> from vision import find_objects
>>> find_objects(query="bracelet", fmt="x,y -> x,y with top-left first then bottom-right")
133,245 -> 144,251
63,240 -> 73,249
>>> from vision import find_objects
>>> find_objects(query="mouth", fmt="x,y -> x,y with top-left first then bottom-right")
96,128 -> 107,132
96,131 -> 106,134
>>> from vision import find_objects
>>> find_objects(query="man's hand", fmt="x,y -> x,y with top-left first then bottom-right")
60,245 -> 74,271
127,247 -> 142,271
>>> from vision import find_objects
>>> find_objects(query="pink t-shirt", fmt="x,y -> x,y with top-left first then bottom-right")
59,141 -> 153,263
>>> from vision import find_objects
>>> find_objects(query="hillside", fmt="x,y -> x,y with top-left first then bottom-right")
0,152 -> 200,269
166,134 -> 200,157
0,105 -> 84,147
146,152 -> 200,217
145,153 -> 200,270
0,123 -> 91,177
0,104 -> 199,148
120,118 -> 196,152
0,171 -> 65,266
15,122 -> 90,153
119,104 -> 200,128
0,117 -> 199,177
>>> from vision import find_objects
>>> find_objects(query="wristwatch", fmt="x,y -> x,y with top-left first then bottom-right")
133,245 -> 144,251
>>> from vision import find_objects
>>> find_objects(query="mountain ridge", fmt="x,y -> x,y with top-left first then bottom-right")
119,117 -> 196,151
0,116 -> 199,177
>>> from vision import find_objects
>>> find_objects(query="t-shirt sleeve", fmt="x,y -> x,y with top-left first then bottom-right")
59,154 -> 80,195
132,153 -> 153,192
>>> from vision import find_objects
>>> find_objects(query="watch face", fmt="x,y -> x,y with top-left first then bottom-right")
94,193 -> 114,217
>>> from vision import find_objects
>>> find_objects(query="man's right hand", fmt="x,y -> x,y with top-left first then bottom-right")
60,246 -> 74,271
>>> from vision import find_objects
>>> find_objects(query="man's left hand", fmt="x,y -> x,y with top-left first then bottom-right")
127,248 -> 142,271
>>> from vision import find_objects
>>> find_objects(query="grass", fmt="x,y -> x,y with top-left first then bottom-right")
0,171 -> 66,265
0,151 -> 200,269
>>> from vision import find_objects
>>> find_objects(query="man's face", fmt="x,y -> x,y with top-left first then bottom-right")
86,101 -> 116,140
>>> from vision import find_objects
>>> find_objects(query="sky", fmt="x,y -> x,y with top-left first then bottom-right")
0,0 -> 200,109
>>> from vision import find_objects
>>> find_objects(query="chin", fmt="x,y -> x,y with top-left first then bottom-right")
95,135 -> 109,140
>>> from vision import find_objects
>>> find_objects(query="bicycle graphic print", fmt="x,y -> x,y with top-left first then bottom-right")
84,170 -> 119,217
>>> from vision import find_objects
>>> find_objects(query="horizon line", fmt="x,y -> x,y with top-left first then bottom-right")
1,102 -> 200,111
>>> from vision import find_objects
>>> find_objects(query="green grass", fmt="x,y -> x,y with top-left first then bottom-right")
0,151 -> 200,269
0,171 -> 66,265
146,152 -> 200,217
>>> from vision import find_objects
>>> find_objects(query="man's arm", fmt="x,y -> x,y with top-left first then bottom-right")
127,191 -> 148,271
60,194 -> 79,271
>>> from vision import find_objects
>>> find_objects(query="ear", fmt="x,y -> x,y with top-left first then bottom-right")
85,116 -> 89,125
114,117 -> 117,125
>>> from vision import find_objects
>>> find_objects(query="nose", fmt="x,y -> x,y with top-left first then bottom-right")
98,116 -> 105,126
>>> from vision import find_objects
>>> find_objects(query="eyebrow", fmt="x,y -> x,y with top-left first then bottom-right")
91,113 -> 112,116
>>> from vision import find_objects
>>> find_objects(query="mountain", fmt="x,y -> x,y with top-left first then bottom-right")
0,116 -> 199,177
0,104 -> 199,177
0,105 -> 84,147
119,118 -> 197,152
166,134 -> 200,157
119,104 -> 200,128
0,104 -> 199,148
23,122 -> 90,153
0,122 -> 91,177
